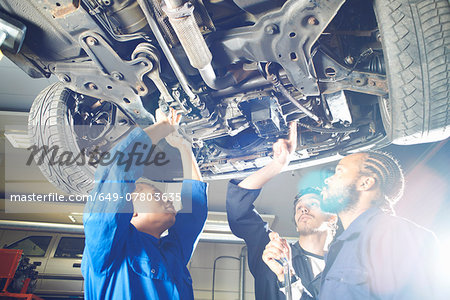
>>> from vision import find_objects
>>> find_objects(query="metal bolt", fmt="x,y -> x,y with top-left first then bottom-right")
264,24 -> 279,35
112,71 -> 124,80
344,56 -> 354,65
87,82 -> 98,90
376,33 -> 382,42
368,79 -> 376,87
307,17 -> 318,25
86,36 -> 98,46
59,74 -> 71,82
353,77 -> 367,86
141,61 -> 153,69
101,0 -> 112,6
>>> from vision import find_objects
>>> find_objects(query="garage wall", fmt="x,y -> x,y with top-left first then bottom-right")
189,242 -> 255,300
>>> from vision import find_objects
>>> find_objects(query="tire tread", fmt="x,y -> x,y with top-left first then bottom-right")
28,82 -> 94,195
375,0 -> 449,144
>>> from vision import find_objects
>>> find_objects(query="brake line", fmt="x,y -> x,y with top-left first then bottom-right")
298,121 -> 358,134
267,70 -> 322,124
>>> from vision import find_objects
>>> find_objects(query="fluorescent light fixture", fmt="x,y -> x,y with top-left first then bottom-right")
68,212 -> 83,224
199,232 -> 244,243
198,211 -> 276,242
204,211 -> 275,233
4,130 -> 31,149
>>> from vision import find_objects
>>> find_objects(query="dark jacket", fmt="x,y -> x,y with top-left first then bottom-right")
320,207 -> 444,299
226,179 -> 321,300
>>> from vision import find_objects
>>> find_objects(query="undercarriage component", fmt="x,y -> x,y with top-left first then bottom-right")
0,11 -> 26,53
137,0 -> 197,101
239,96 -> 282,138
163,0 -> 237,90
324,91 -> 352,124
298,121 -> 358,134
268,71 -> 321,124
313,47 -> 388,97
232,0 -> 285,15
53,32 -> 155,124
163,0 -> 211,70
148,0 -> 214,46
209,0 -> 347,95
198,63 -> 238,90
131,42 -> 190,113
0,0 -> 446,189
101,0 -> 149,36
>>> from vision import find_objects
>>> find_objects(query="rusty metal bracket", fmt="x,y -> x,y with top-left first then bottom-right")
313,48 -> 388,97
53,31 -> 156,124
209,0 -> 347,96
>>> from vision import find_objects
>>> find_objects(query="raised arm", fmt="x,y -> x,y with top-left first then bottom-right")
227,122 -> 297,273
163,114 -> 207,264
238,122 -> 297,189
83,118 -> 176,273
227,121 -> 297,238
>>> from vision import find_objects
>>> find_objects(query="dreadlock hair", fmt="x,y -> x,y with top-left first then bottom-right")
292,187 -> 322,224
359,150 -> 405,213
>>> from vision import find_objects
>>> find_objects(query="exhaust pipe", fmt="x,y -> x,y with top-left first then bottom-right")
162,0 -> 236,90
0,11 -> 27,54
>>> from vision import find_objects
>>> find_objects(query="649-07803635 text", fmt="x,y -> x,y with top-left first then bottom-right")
8,192 -> 181,203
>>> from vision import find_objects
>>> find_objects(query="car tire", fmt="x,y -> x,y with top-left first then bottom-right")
28,82 -> 95,195
375,0 -> 449,145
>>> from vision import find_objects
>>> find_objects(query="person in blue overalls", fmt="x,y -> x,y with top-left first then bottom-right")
82,109 -> 207,300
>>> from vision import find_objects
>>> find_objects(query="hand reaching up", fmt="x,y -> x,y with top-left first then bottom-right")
144,108 -> 182,145
272,121 -> 297,167
237,121 -> 298,190
155,108 -> 189,149
155,107 -> 182,127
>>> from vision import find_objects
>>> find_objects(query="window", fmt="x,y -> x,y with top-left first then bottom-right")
6,236 -> 52,257
54,237 -> 85,258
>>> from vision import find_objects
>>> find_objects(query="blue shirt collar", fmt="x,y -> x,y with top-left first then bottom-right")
336,207 -> 382,241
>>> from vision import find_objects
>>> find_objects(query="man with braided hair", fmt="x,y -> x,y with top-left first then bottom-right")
314,151 -> 444,299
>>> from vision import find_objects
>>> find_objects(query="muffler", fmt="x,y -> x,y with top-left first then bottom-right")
162,0 -> 236,90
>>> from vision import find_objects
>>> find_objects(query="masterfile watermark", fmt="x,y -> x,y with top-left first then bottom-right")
4,124 -> 192,214
26,141 -> 170,172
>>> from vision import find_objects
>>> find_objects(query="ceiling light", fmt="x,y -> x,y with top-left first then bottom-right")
4,130 -> 31,149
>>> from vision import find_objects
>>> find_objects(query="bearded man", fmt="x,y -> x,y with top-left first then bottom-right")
264,151 -> 445,299
317,151 -> 444,299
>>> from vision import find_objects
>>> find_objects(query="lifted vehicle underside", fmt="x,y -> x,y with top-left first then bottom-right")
1,0 -> 448,193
